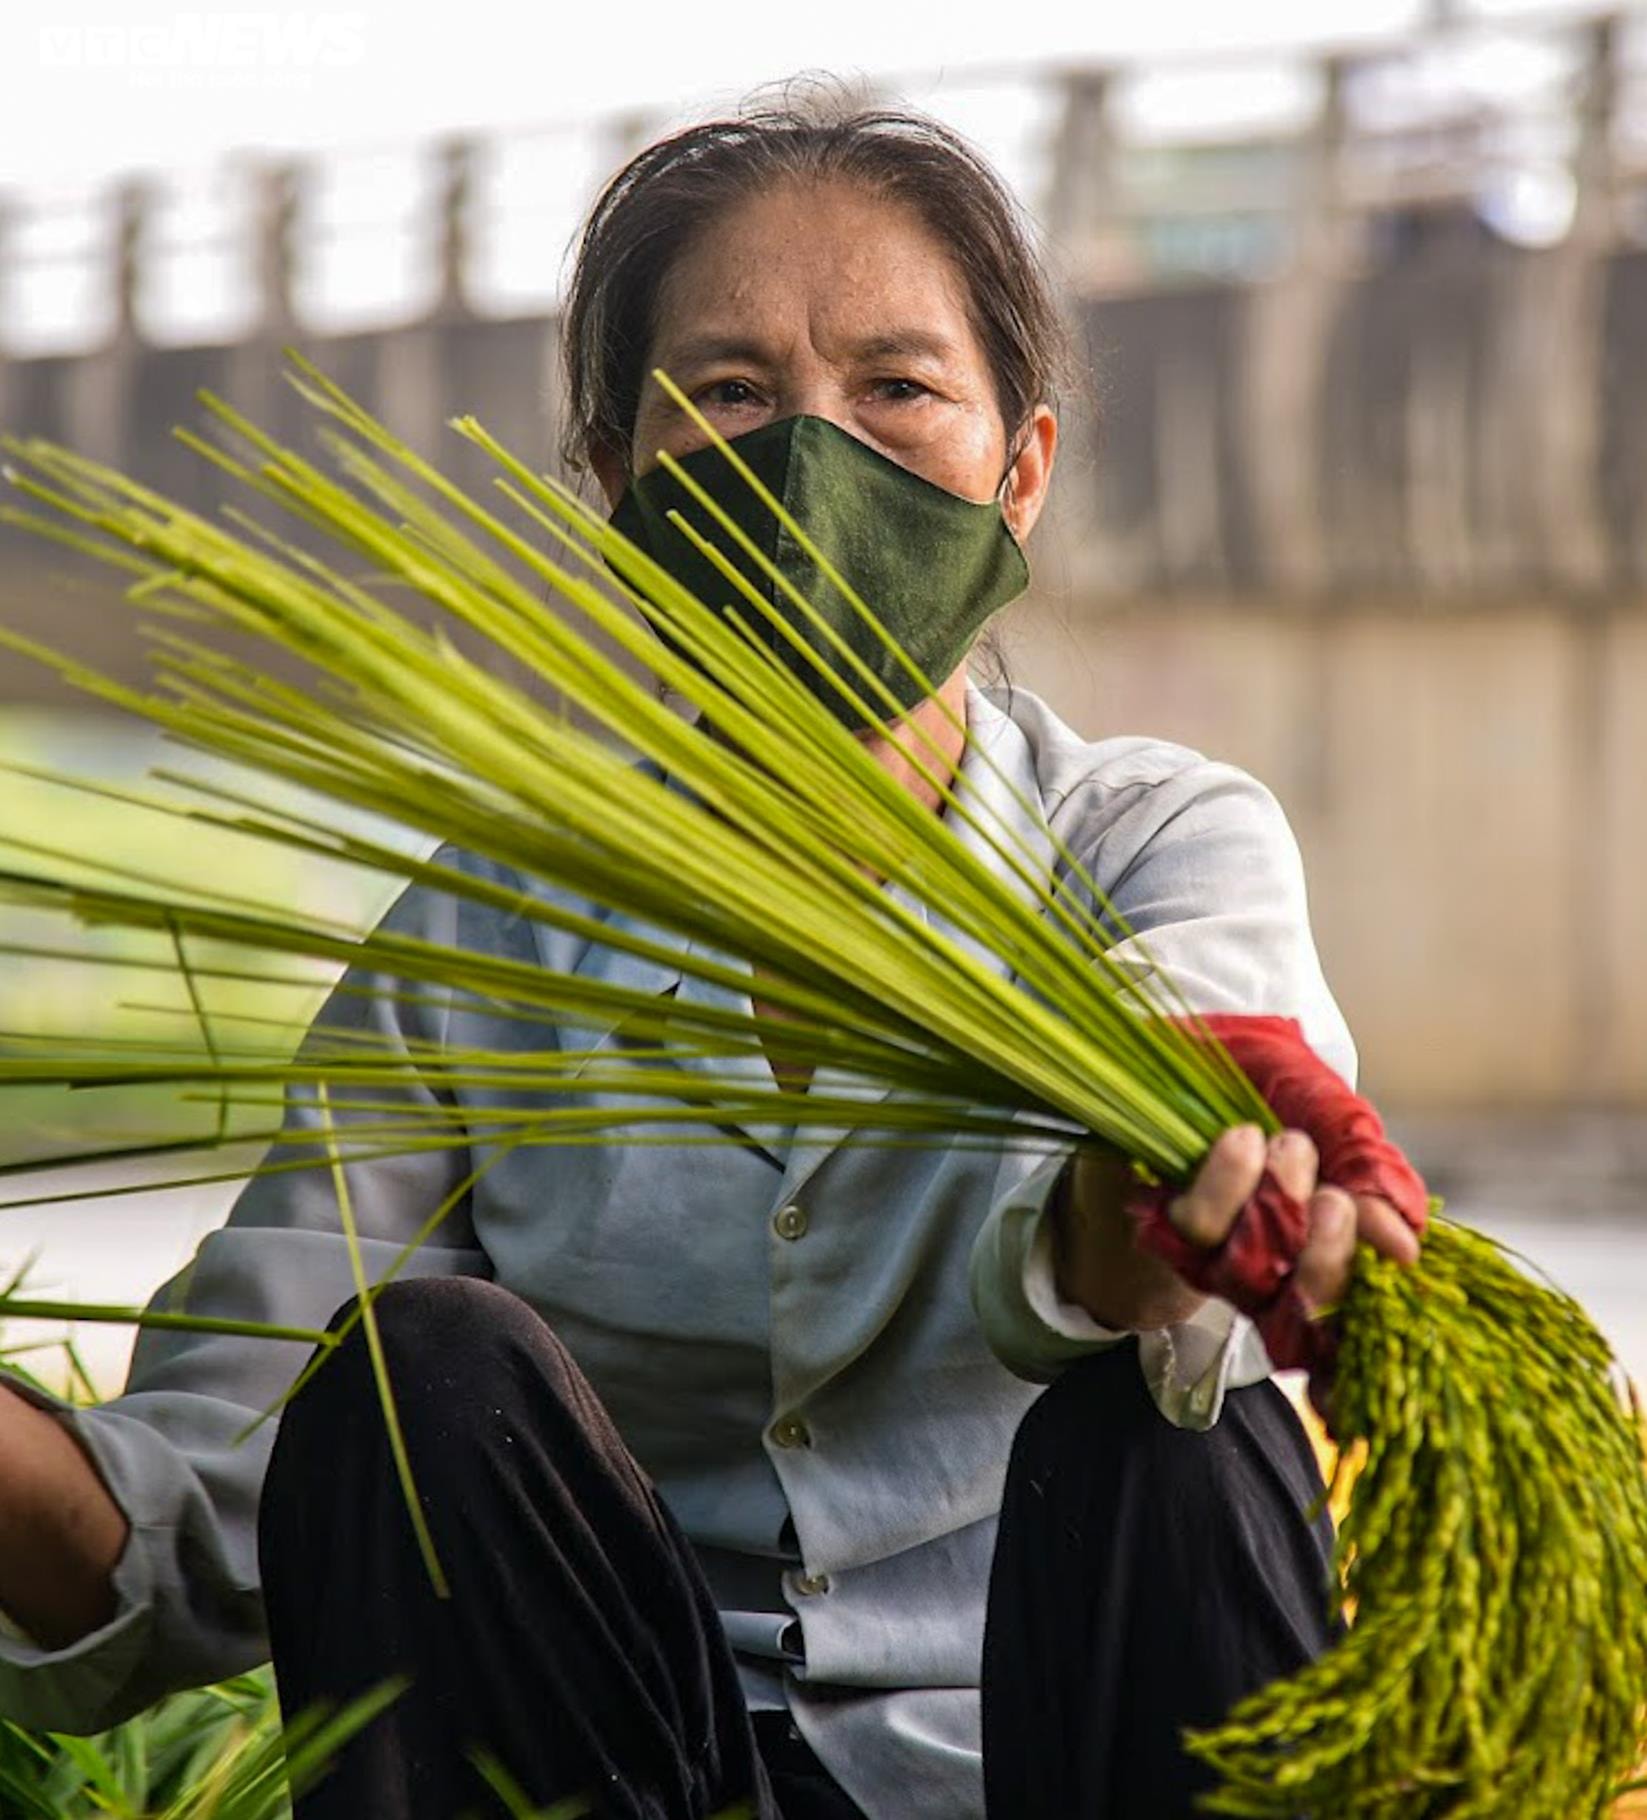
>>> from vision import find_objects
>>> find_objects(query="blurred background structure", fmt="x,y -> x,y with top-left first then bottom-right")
0,0 -> 1643,1387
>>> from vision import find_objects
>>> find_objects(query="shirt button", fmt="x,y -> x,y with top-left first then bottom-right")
773,1202 -> 808,1240
769,1415 -> 812,1449
791,1570 -> 831,1597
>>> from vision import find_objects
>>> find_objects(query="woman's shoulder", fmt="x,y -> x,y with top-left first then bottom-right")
980,684 -> 1354,1076
978,683 -> 1288,851
371,841 -> 611,977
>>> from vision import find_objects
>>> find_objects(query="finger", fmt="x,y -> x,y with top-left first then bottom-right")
1355,1194 -> 1421,1266
1293,1186 -> 1358,1314
1265,1128 -> 1319,1206
1169,1124 -> 1266,1248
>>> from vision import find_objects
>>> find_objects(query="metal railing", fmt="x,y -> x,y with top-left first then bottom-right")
0,7 -> 1640,358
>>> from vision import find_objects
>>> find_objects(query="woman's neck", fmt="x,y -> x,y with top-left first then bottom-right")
856,660 -> 970,815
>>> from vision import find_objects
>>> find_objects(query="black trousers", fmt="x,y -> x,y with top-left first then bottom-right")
258,1279 -> 1335,1819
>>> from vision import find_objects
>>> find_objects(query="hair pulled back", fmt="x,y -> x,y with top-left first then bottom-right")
560,85 -> 1069,478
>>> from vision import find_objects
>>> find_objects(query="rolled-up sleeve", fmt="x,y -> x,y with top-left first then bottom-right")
971,751 -> 1356,1429
0,864 -> 493,1732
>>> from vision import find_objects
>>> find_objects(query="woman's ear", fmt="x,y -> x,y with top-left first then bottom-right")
591,441 -> 630,512
1000,405 -> 1058,542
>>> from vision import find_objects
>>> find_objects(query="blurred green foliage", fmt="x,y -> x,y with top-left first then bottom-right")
0,709 -> 413,1169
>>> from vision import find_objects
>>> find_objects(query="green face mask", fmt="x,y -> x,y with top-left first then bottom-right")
607,414 -> 1029,728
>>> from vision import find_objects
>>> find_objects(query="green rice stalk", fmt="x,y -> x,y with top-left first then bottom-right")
315,1081 -> 448,1596
1189,1220 -> 1647,1816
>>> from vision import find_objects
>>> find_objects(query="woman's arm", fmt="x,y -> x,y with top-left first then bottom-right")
0,1388 -> 127,1648
971,738 -> 1396,1411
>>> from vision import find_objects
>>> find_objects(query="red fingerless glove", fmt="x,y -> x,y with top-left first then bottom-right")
1127,1015 -> 1428,1410
1200,1015 -> 1428,1237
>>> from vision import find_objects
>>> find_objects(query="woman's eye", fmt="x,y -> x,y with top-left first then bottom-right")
697,379 -> 762,410
872,378 -> 930,403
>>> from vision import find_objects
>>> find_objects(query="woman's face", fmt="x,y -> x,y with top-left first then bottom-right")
592,179 -> 1056,540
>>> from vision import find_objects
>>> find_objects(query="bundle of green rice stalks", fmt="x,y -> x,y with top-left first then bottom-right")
1199,1226 -> 1647,1816
0,358 -> 1643,1815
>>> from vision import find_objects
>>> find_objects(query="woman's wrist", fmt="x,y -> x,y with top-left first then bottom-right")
1050,1148 -> 1206,1332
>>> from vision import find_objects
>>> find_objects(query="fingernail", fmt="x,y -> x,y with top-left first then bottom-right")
1310,1187 -> 1355,1233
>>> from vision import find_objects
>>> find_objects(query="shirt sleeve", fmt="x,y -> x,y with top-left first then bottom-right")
0,865 -> 494,1733
970,758 -> 1356,1429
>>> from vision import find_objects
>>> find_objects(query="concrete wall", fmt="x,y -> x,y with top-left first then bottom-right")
1000,594 -> 1645,1110
1062,239 -> 1647,601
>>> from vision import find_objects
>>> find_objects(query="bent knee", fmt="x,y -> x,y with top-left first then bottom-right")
323,1274 -> 525,1344
1012,1343 -> 1157,1460
1011,1343 -> 1256,1495
305,1277 -> 557,1417
1007,1347 -> 1326,1553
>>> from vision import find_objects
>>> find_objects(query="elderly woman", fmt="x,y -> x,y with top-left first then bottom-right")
0,100 -> 1422,1819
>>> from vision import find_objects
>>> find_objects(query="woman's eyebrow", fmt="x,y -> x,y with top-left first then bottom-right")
656,334 -> 774,372
850,329 -> 959,365
656,329 -> 961,374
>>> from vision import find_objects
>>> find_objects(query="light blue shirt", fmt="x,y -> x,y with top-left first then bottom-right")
0,685 -> 1355,1818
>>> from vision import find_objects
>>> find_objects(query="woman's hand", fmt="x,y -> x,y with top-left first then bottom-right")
1053,1125 -> 1404,1334
1169,1123 -> 1415,1311
1127,1015 -> 1430,1390
1056,1021 -> 1428,1437
1056,1018 -> 1427,1380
